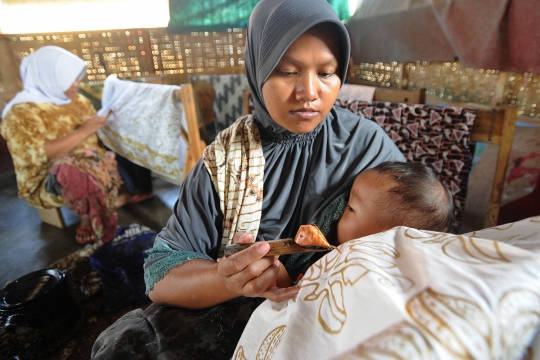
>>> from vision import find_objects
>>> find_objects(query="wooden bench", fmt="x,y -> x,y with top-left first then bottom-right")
470,107 -> 518,228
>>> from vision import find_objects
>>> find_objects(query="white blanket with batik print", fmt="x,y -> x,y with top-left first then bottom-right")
234,217 -> 540,360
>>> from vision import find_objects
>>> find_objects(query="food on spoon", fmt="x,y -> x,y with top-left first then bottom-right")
293,224 -> 332,248
223,224 -> 335,257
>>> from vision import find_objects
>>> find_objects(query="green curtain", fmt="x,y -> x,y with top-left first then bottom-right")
167,0 -> 350,33
328,0 -> 350,22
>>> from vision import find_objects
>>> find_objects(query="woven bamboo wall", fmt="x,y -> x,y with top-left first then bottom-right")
0,27 -> 245,86
1,27 -> 539,121
350,61 -> 540,120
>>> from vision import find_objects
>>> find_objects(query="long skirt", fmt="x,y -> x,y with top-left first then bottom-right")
91,297 -> 264,360
48,148 -> 121,243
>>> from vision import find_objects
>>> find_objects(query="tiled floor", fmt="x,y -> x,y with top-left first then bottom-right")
0,167 -> 180,288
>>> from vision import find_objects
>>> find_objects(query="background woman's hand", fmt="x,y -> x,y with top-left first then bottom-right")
79,114 -> 108,137
217,232 -> 299,302
44,111 -> 110,160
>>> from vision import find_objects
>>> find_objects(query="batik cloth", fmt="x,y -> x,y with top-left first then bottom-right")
48,148 -> 120,243
235,218 -> 540,360
190,74 -> 250,133
335,100 -> 476,233
97,75 -> 186,184
203,114 -> 264,256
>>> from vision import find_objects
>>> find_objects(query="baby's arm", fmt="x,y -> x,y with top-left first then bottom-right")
276,260 -> 292,288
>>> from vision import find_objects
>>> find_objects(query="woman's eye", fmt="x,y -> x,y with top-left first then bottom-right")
319,72 -> 335,78
346,204 -> 354,212
278,71 -> 295,76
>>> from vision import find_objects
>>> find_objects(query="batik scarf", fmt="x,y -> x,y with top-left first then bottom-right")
203,115 -> 264,253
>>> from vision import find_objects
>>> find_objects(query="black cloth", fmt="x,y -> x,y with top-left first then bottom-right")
115,153 -> 153,195
92,297 -> 265,360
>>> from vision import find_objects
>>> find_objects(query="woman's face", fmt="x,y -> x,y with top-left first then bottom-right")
261,27 -> 341,134
64,79 -> 80,99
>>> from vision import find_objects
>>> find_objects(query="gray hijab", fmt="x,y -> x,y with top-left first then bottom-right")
244,0 -> 351,134
153,0 -> 403,264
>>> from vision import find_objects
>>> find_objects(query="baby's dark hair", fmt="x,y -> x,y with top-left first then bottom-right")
368,161 -> 455,232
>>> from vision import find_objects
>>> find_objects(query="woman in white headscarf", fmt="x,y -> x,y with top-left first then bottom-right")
92,0 -> 405,358
1,46 -> 120,244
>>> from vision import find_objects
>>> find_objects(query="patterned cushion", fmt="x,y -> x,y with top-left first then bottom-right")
191,74 -> 250,135
336,99 -> 477,233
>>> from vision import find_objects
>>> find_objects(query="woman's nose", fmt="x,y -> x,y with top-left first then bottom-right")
295,73 -> 319,102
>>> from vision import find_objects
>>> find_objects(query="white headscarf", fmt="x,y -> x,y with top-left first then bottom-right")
2,46 -> 88,118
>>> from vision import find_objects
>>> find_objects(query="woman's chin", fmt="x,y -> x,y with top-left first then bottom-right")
283,120 -> 323,134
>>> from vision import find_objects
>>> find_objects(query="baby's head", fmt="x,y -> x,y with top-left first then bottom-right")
336,161 -> 455,244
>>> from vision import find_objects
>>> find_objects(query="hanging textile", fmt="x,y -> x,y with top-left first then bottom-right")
167,0 -> 351,33
346,0 -> 540,73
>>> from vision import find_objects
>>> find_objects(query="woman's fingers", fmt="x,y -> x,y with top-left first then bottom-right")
218,242 -> 276,295
239,260 -> 281,297
218,238 -> 299,301
219,242 -> 270,280
233,231 -> 254,245
80,115 -> 107,136
262,285 -> 300,303
91,115 -> 107,127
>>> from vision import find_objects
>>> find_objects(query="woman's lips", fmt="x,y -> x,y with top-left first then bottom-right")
290,109 -> 319,120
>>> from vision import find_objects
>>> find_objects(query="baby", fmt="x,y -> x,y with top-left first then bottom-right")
334,160 -> 455,245
231,161 -> 455,286
280,161 -> 455,285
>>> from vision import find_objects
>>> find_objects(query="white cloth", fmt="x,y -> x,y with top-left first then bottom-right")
97,75 -> 186,184
2,46 -> 87,118
337,83 -> 376,102
235,217 -> 540,360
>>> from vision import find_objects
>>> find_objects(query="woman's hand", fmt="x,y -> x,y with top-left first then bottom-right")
150,232 -> 299,309
217,232 -> 300,302
44,111 -> 110,160
78,114 -> 108,137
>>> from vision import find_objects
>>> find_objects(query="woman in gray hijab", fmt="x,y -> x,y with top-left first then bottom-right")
92,0 -> 404,358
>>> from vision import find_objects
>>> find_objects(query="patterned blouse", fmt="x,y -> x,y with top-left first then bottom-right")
0,94 -> 105,208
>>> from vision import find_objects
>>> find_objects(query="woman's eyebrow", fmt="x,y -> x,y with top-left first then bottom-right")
279,54 -> 338,66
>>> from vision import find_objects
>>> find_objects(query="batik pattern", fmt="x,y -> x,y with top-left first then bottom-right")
203,114 -> 264,255
235,218 -> 540,359
191,74 -> 250,132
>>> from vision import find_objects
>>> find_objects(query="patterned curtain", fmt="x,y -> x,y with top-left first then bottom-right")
167,0 -> 351,33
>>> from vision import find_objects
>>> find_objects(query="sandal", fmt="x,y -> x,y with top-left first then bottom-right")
116,193 -> 154,208
128,193 -> 154,205
76,227 -> 96,244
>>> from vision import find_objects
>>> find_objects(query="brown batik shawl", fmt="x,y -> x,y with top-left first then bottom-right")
335,100 -> 476,233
